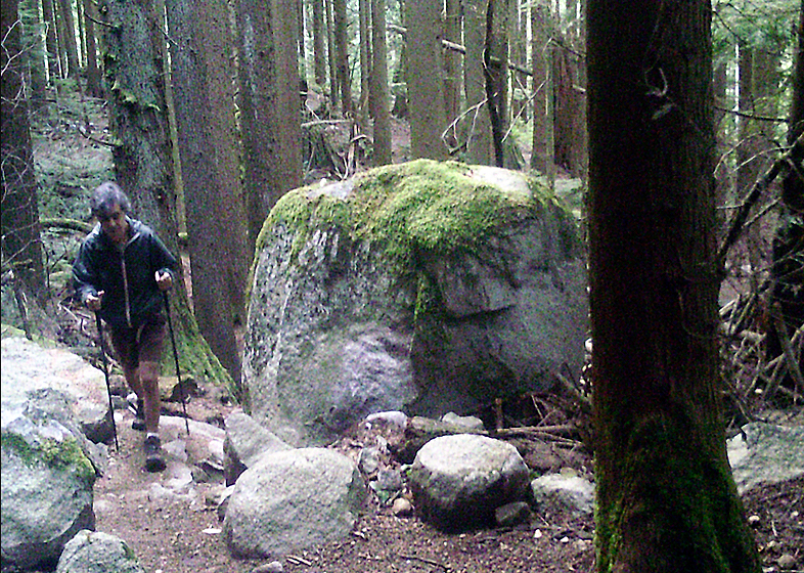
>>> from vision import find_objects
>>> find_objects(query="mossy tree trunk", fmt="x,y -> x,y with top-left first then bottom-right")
98,0 -> 233,392
586,1 -> 762,572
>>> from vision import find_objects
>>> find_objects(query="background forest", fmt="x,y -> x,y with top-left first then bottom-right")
2,0 -> 800,390
1,0 -> 801,434
2,0 -> 803,571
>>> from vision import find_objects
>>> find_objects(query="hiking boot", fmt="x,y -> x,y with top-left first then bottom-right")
143,435 -> 166,473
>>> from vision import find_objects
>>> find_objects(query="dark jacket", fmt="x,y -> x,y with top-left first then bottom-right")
73,217 -> 177,330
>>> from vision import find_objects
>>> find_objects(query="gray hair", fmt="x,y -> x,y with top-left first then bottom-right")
90,181 -> 131,219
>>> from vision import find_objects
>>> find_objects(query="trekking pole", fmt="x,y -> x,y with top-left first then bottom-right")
163,291 -> 190,435
94,314 -> 119,450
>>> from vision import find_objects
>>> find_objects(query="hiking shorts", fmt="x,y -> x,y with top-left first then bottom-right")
110,314 -> 167,371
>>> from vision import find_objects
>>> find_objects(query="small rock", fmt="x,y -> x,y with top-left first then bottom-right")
495,501 -> 531,527
358,446 -> 381,475
777,554 -> 797,570
392,497 -> 413,517
441,412 -> 485,432
252,560 -> 284,573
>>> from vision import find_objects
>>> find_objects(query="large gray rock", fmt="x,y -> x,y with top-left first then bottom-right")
222,447 -> 366,559
56,530 -> 145,573
1,391 -> 98,570
244,160 -> 587,445
408,434 -> 530,532
2,337 -> 114,444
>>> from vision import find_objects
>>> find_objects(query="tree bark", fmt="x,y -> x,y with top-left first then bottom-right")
370,0 -> 392,166
56,0 -> 80,77
530,0 -> 550,174
405,0 -> 448,160
463,0 -> 491,165
166,0 -> 249,384
239,0 -> 301,252
83,0 -> 102,98
1,0 -> 47,305
587,0 -> 762,571
333,0 -> 351,115
484,0 -> 509,167
312,0 -> 326,87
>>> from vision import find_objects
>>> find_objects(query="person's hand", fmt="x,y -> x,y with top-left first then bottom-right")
86,290 -> 104,312
155,270 -> 173,292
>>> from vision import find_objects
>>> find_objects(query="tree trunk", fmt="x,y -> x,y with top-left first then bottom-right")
530,0 -> 550,174
1,0 -> 47,306
326,0 -> 339,111
166,0 -> 249,384
587,0 -> 762,571
83,0 -> 102,98
97,0 -> 232,390
333,0 -> 351,115
271,0 -> 303,196
358,0 -> 371,122
443,0 -> 460,142
370,0 -> 392,165
405,0 -> 448,160
56,0 -> 80,77
463,0 -> 491,165
20,0 -> 48,109
766,3 -> 804,386
484,0 -> 509,167
312,0 -> 326,87
41,0 -> 60,81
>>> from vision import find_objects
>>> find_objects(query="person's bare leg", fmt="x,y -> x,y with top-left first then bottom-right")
138,361 -> 161,433
121,363 -> 145,429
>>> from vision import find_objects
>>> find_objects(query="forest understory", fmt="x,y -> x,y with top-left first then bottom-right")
3,83 -> 803,573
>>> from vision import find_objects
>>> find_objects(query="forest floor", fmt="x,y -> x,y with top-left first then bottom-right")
89,392 -> 803,573
23,88 -> 804,573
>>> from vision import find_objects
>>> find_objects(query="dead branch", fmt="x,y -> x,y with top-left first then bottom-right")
40,218 -> 93,234
717,132 -> 804,265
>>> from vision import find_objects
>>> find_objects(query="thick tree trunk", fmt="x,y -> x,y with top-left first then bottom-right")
530,0 -> 551,174
82,0 -> 102,98
405,0 -> 448,160
56,0 -> 80,77
333,0 -> 351,115
166,0 -> 249,385
587,1 -> 762,571
484,0 -> 509,167
312,0 -> 326,87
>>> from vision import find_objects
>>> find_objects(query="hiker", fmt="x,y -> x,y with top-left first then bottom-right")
73,181 -> 177,472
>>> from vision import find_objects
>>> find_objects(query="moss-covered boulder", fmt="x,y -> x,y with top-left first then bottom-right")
244,160 -> 587,445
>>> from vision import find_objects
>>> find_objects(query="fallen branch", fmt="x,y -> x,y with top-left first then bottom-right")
40,218 -> 93,234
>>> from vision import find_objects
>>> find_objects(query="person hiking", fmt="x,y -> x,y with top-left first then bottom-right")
73,181 -> 177,472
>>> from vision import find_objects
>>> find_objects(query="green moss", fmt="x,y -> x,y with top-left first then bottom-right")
594,413 -> 761,572
256,159 -> 557,279
1,431 -> 95,483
